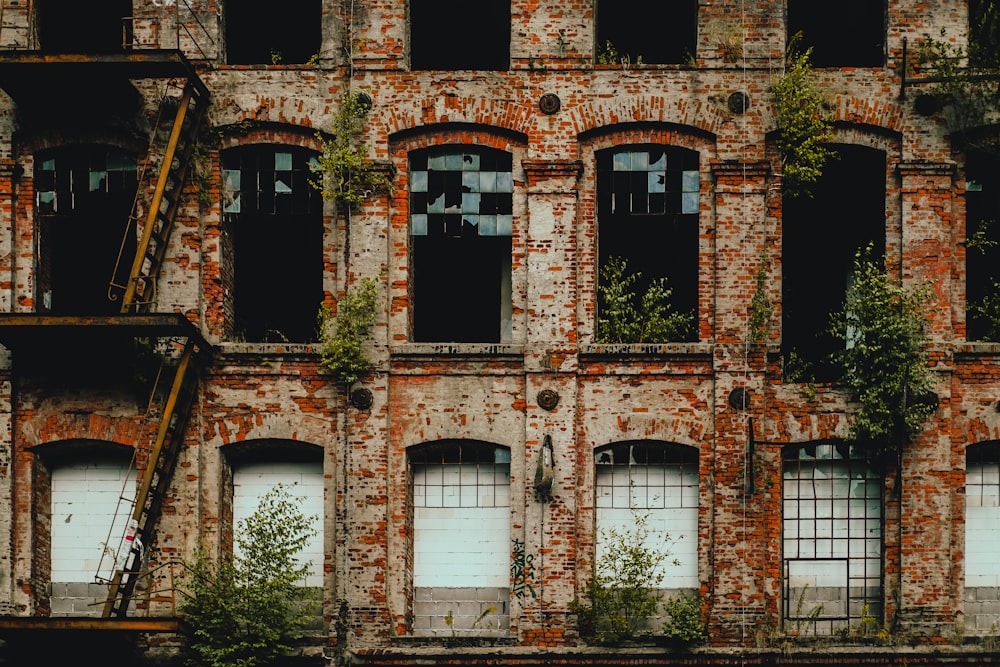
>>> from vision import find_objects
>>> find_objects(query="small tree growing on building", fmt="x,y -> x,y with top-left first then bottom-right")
596,256 -> 693,343
311,88 -> 392,215
317,276 -> 379,385
772,35 -> 837,198
178,484 -> 318,667
828,245 -> 936,465
572,505 -> 702,644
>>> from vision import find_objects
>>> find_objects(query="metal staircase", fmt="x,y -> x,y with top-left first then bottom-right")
102,338 -> 201,618
112,78 -> 209,313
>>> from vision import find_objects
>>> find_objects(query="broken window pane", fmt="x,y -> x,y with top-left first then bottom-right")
597,144 -> 700,342
595,0 -> 697,65
221,145 -> 323,343
410,0 -> 510,71
410,146 -> 514,342
782,443 -> 883,635
35,145 -> 139,315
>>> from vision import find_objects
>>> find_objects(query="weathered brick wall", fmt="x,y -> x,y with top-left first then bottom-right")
3,0 -> 1000,663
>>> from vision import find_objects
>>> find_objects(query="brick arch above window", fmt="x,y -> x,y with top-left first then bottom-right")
216,122 -> 327,154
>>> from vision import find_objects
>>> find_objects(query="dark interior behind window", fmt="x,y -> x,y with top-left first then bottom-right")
37,0 -> 132,52
782,144 -> 886,381
596,145 -> 700,342
226,0 -> 322,65
410,0 -> 510,71
966,150 -> 1000,341
222,145 -> 323,343
35,145 -> 138,316
595,0 -> 697,65
787,0 -> 885,67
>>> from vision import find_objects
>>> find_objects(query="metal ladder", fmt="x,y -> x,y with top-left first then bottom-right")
102,338 -> 201,618
112,78 -> 209,314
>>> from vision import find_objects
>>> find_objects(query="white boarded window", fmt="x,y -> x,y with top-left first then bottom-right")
782,442 -> 883,635
411,441 -> 511,587
233,461 -> 324,587
51,457 -> 136,583
967,444 -> 1000,588
595,441 -> 698,589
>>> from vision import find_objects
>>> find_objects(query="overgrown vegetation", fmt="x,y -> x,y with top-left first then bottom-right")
596,40 -> 643,68
311,88 -> 393,213
318,277 -> 379,385
828,245 -> 935,464
772,35 -> 837,198
748,254 -> 775,343
914,29 -> 1000,152
596,257 -> 693,344
179,484 -> 318,667
571,507 -> 704,645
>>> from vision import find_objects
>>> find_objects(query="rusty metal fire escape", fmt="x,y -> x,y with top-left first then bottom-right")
100,66 -> 210,619
0,44 -> 212,619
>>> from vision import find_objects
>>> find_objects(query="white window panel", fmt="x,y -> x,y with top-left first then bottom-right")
234,461 -> 324,587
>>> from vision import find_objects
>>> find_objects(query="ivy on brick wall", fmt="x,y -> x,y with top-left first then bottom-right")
311,88 -> 393,213
318,277 -> 379,385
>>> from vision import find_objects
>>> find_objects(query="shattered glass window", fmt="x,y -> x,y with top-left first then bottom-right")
409,149 -> 514,237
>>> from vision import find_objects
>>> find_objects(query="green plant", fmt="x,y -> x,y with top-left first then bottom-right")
596,256 -> 693,344
574,506 -> 677,642
915,29 -> 1000,151
772,35 -> 837,198
179,484 -> 318,667
596,40 -> 643,68
318,277 -> 379,384
311,89 -> 393,213
661,594 -> 706,644
748,254 -> 774,343
828,244 -> 935,464
966,219 -> 1000,341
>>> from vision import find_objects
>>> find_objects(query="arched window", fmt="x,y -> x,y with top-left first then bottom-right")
782,144 -> 886,381
410,440 -> 511,636
409,147 -> 514,343
594,441 -> 698,589
966,442 -> 1000,632
221,145 -> 323,343
233,461 -> 325,587
782,442 -> 883,635
50,453 -> 136,616
35,145 -> 139,315
596,145 -> 699,343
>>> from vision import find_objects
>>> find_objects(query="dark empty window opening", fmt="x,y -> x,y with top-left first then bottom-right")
410,147 -> 513,343
410,0 -> 510,71
35,146 -> 138,315
787,0 -> 885,68
37,0 -> 132,53
965,151 -> 1000,341
595,0 -> 696,65
782,144 -> 886,381
596,145 -> 700,342
225,0 -> 322,65
222,145 -> 324,343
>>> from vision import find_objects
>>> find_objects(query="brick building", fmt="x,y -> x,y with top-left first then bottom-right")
0,1 -> 997,665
